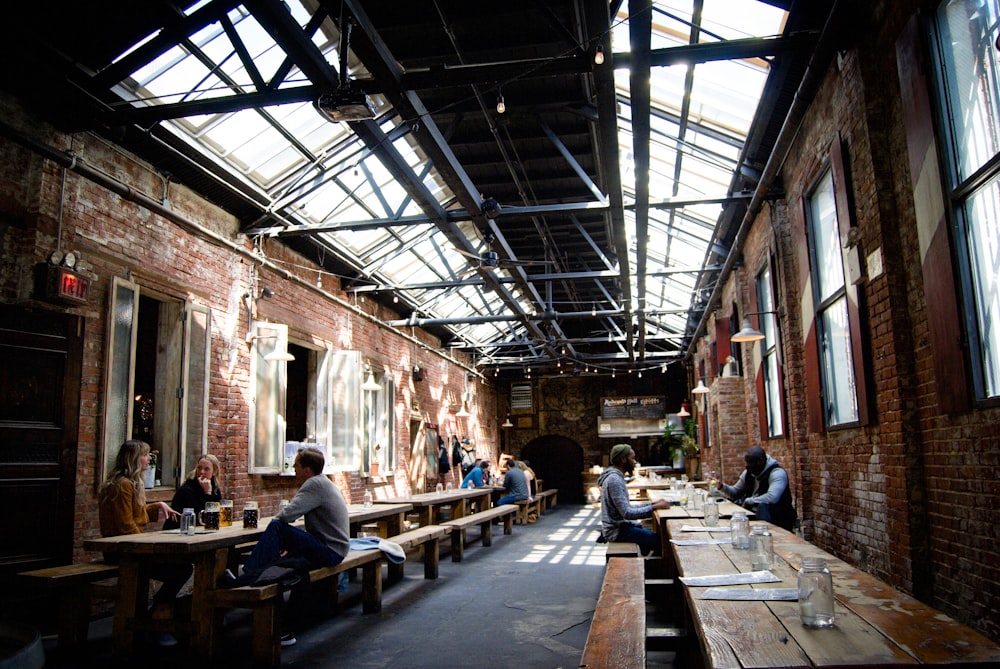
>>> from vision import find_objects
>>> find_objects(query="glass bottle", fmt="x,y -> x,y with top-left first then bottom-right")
435,482 -> 443,494
181,508 -> 196,535
363,488 -> 373,508
798,557 -> 835,627
749,524 -> 773,570
730,511 -> 750,549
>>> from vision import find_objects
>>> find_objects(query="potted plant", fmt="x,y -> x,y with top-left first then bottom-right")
681,418 -> 700,479
144,450 -> 158,488
662,421 -> 686,469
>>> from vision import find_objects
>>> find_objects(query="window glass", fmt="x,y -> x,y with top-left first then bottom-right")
756,266 -> 783,437
932,0 -> 1000,398
807,169 -> 859,427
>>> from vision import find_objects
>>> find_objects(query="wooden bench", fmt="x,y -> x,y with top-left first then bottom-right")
208,548 -> 383,667
605,541 -> 640,560
513,497 -> 542,524
580,557 -> 646,669
385,525 -> 451,582
441,505 -> 517,562
535,488 -> 558,512
18,562 -> 119,649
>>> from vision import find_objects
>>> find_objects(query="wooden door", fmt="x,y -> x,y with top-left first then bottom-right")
0,304 -> 82,578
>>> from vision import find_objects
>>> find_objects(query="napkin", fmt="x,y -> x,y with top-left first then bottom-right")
680,571 -> 781,586
698,587 -> 798,601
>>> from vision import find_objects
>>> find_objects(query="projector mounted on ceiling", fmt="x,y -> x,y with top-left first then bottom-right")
314,85 -> 376,123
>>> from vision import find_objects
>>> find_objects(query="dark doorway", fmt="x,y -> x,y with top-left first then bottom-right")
521,436 -> 585,504
0,304 -> 82,580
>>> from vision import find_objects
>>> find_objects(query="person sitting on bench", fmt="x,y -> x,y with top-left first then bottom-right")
598,444 -> 670,556
496,458 -> 529,507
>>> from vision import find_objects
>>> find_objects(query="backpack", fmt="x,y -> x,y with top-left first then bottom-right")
438,446 -> 451,473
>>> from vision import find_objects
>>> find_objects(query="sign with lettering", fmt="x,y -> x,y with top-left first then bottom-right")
601,396 -> 666,419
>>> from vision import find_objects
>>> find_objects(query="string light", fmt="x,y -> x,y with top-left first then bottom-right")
594,44 -> 605,65
496,88 -> 506,114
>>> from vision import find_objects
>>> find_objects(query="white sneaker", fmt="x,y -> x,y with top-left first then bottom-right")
280,633 -> 297,647
156,632 -> 179,647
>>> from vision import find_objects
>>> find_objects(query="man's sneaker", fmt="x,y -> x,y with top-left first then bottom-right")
280,633 -> 297,647
156,632 -> 179,647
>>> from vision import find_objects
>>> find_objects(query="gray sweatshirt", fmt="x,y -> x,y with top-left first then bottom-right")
276,474 -> 350,558
597,467 -> 654,541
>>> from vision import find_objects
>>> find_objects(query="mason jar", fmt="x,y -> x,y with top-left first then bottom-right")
749,524 -> 773,570
798,557 -> 835,627
730,511 -> 750,549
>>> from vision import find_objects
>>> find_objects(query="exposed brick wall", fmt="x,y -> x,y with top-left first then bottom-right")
0,95 -> 495,562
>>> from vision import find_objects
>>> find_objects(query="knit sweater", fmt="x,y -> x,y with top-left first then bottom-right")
597,467 -> 654,541
275,474 -> 350,558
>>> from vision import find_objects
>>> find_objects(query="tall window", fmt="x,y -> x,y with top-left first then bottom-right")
756,266 -> 784,437
103,277 -> 210,486
931,0 -> 1000,399
806,169 -> 859,427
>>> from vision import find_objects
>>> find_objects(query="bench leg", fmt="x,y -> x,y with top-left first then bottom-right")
503,514 -> 513,535
424,539 -> 440,579
362,561 -> 382,613
450,529 -> 465,563
388,560 -> 404,584
56,588 -> 89,649
481,521 -> 493,547
252,601 -> 281,668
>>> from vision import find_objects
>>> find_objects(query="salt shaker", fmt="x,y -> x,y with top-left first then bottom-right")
181,507 -> 196,535
730,511 -> 750,549
749,524 -> 773,570
798,557 -> 835,627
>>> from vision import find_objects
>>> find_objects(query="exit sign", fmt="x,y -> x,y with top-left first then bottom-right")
43,265 -> 89,304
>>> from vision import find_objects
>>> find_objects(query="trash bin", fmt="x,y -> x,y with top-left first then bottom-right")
0,622 -> 44,669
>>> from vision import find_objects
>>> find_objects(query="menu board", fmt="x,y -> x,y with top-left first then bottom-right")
601,396 -> 666,419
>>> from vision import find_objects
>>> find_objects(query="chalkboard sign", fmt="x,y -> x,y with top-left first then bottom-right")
601,396 -> 666,419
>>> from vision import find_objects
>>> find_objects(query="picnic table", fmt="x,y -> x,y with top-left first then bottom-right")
374,488 -> 491,527
663,517 -> 1000,667
83,502 -> 414,658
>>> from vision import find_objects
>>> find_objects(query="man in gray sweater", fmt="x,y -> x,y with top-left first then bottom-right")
236,446 -> 349,644
598,443 -> 669,555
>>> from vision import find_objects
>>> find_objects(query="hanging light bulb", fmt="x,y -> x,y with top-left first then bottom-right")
496,89 -> 506,114
638,370 -> 643,378
591,303 -> 597,317
594,43 -> 605,65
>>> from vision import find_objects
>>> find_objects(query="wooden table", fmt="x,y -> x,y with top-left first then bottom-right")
84,503 -> 414,658
663,517 -> 1000,667
650,490 -> 749,559
375,488 -> 492,527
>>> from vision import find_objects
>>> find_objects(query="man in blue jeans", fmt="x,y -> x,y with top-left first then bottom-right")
598,443 -> 670,555
233,446 -> 349,646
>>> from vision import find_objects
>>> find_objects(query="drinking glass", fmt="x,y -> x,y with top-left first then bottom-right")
220,499 -> 234,527
200,501 -> 220,530
243,501 -> 259,529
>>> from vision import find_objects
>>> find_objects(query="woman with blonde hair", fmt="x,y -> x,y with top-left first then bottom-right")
163,453 -> 223,530
97,439 -> 188,646
515,460 -> 537,500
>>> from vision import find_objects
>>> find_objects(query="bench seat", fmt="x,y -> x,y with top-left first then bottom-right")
535,488 -> 558,512
385,525 -> 451,582
441,505 -> 517,561
513,498 -> 542,524
208,548 -> 383,667
605,542 -> 640,560
581,557 -> 646,669
18,562 -> 120,649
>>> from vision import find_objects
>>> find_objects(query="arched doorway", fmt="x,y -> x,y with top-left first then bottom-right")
521,435 -> 585,504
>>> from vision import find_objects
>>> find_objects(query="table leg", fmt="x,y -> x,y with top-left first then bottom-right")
112,557 -> 142,656
452,499 -> 468,519
192,548 -> 227,657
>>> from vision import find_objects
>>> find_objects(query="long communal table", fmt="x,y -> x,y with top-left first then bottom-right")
83,502 -> 413,658
374,487 -> 492,527
661,516 -> 1000,667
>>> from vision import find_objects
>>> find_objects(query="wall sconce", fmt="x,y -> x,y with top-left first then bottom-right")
677,402 -> 691,418
456,402 -> 471,418
731,311 -> 777,343
362,365 -> 382,392
501,415 -> 513,428
246,332 -> 295,362
691,379 -> 710,395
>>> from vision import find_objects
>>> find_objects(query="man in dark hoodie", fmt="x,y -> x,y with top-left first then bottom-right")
598,443 -> 670,555
722,446 -> 796,531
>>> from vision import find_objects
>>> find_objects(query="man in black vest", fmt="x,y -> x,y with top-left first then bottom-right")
722,446 -> 797,531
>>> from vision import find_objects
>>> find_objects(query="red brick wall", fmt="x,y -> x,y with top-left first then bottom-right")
0,95 -> 495,562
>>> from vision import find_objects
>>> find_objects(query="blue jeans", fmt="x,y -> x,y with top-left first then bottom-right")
614,522 -> 661,556
244,519 -> 341,575
497,495 -> 526,506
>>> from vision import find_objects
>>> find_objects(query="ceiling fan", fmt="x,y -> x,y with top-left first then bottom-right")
456,234 -> 553,277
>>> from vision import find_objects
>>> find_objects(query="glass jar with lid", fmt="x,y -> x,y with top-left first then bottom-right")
798,557 -> 835,627
749,524 -> 773,570
730,511 -> 750,549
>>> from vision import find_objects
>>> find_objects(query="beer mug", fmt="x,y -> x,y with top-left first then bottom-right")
220,499 -> 234,527
243,501 -> 259,529
200,501 -> 220,530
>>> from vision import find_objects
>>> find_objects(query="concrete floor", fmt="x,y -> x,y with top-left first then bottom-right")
38,503 -> 681,668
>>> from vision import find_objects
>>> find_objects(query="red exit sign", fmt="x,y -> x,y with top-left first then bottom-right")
47,265 -> 89,304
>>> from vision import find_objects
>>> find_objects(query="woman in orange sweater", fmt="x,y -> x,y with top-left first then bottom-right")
97,439 -> 186,646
